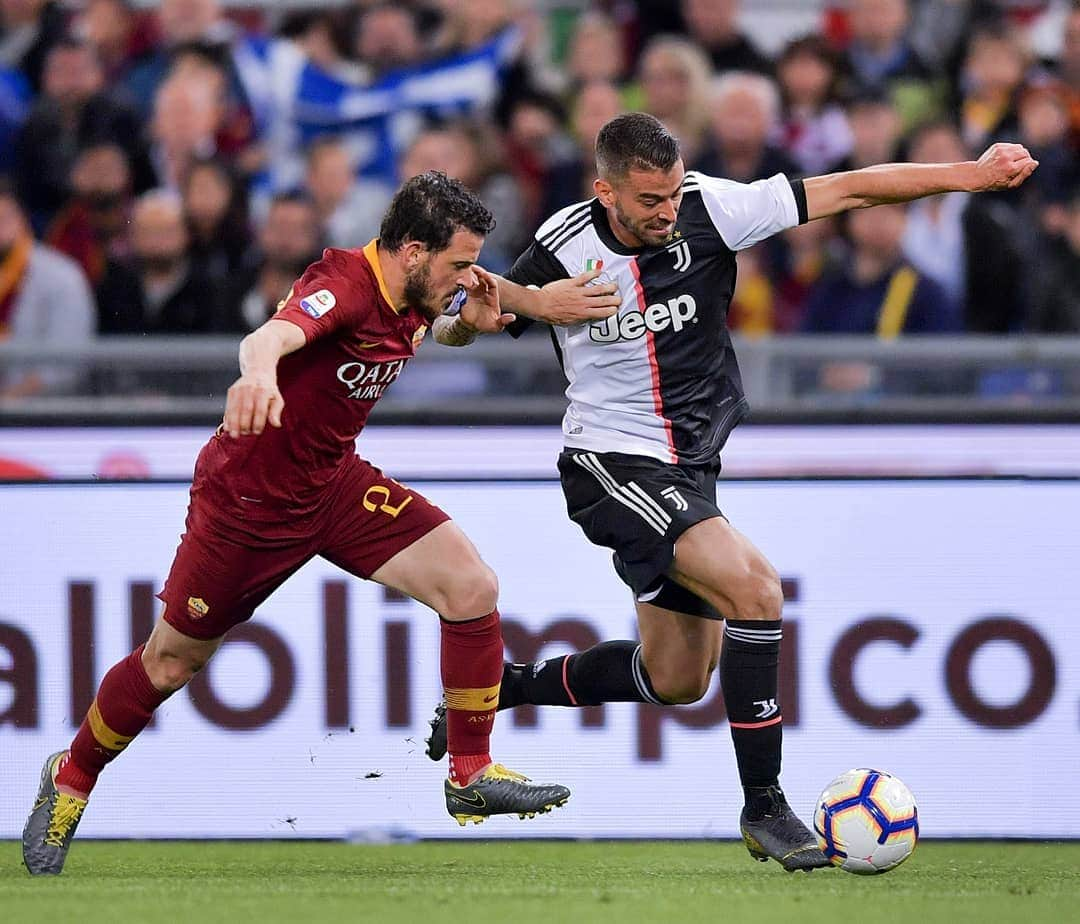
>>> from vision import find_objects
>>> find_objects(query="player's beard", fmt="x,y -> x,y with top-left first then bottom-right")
403,259 -> 442,322
613,200 -> 675,248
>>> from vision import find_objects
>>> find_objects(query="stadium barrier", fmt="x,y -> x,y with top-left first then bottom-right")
3,336 -> 1080,425
1,478 -> 1077,839
4,423 -> 1080,480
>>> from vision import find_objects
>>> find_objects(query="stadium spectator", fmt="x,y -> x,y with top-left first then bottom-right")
775,35 -> 853,176
14,38 -> 150,231
564,12 -> 626,88
679,0 -> 771,76
148,72 -> 227,192
401,124 -> 525,272
167,44 -> 256,164
901,120 -> 1025,333
276,10 -> 356,80
503,92 -> 576,232
97,189 -> 217,334
428,0 -> 532,120
1058,5 -> 1080,145
355,3 -> 424,77
0,0 -> 67,92
47,142 -> 134,304
695,71 -> 798,182
732,213 -> 845,336
907,0 -> 980,74
0,186 -> 95,398
73,0 -> 158,84
182,156 -> 251,298
122,0 -> 253,119
1027,192 -> 1080,332
838,87 -> 905,169
802,203 -> 961,334
304,136 -> 392,249
0,61 -> 28,172
772,215 -> 844,332
431,0 -> 517,54
539,78 -> 623,217
229,191 -> 322,331
1014,81 -> 1078,239
637,36 -> 712,166
841,0 -> 939,128
956,22 -> 1028,152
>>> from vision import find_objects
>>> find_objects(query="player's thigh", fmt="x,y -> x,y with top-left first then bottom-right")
668,516 -> 782,622
368,520 -> 499,620
558,450 -> 721,598
637,599 -> 722,704
158,499 -> 316,642
320,461 -> 496,620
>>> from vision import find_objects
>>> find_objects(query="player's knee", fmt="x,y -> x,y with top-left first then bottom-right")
730,565 -> 783,622
648,665 -> 712,705
143,647 -> 210,694
439,562 -> 499,621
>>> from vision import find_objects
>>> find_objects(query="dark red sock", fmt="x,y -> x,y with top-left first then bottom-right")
440,610 -> 502,785
56,645 -> 168,797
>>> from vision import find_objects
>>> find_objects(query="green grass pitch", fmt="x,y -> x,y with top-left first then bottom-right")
2,841 -> 1078,923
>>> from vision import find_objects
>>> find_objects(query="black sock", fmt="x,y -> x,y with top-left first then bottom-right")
498,640 -> 665,708
720,619 -> 783,808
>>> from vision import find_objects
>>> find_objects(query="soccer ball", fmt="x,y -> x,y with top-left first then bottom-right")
813,768 -> 919,875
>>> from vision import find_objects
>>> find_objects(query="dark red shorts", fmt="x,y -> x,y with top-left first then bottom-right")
159,455 -> 450,640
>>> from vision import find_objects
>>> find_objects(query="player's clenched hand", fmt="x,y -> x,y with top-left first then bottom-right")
537,265 -> 621,326
972,143 -> 1038,192
460,265 -> 516,333
224,374 -> 285,438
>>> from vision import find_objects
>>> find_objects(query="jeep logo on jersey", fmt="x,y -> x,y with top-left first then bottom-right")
336,359 -> 407,400
589,295 -> 697,343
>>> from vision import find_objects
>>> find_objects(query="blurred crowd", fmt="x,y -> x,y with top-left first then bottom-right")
0,0 -> 1078,396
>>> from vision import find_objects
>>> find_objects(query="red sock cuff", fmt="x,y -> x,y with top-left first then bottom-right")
123,645 -> 169,711
438,609 -> 499,633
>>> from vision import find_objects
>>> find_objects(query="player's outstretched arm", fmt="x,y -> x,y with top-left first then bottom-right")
803,142 -> 1038,221
495,266 -> 621,326
224,318 -> 305,437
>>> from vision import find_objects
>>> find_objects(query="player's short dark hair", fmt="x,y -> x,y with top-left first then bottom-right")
595,113 -> 681,181
379,171 -> 495,253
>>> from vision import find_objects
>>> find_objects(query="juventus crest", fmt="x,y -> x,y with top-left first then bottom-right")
666,238 -> 691,272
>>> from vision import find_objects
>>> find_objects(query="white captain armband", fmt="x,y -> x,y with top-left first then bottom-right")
444,286 -> 468,316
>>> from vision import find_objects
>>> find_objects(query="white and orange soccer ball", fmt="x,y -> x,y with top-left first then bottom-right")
813,768 -> 919,875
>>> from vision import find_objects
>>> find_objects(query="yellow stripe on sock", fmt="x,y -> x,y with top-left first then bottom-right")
444,684 -> 501,711
87,699 -> 134,752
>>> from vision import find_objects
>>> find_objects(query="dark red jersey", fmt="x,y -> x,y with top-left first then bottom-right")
196,239 -> 428,526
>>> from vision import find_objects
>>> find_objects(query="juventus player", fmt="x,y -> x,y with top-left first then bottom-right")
428,113 -> 1038,870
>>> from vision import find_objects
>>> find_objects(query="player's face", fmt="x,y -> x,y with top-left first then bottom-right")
596,161 -> 686,249
405,229 -> 484,322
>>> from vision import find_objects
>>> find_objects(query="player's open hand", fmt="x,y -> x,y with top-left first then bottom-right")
224,373 -> 285,438
973,143 -> 1038,192
460,265 -> 516,334
537,265 -> 621,326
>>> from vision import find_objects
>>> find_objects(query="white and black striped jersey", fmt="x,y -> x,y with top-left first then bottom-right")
506,171 -> 808,465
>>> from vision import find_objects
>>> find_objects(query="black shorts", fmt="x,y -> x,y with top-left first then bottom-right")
558,449 -> 725,619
